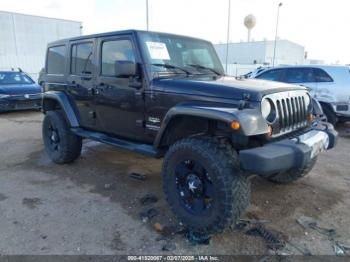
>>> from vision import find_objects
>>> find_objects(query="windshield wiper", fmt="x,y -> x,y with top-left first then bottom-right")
151,63 -> 192,76
186,64 -> 222,76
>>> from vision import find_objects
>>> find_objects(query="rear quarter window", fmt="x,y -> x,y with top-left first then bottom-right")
314,68 -> 333,82
47,45 -> 66,75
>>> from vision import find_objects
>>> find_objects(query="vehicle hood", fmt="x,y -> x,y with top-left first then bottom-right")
152,76 -> 306,101
0,84 -> 42,95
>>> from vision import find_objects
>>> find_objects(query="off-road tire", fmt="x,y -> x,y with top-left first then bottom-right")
42,110 -> 82,164
162,137 -> 250,234
322,105 -> 337,126
267,157 -> 317,184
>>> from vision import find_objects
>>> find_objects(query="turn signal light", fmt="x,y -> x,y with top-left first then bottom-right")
267,125 -> 273,137
307,113 -> 315,123
230,121 -> 240,130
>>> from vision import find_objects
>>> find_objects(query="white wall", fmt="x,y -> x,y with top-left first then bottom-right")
264,40 -> 305,65
0,11 -> 82,81
214,40 -> 305,73
215,42 -> 266,65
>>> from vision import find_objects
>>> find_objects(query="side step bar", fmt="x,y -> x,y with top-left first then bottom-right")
71,128 -> 161,158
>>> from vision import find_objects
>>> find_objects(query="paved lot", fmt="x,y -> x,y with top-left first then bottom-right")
0,111 -> 349,255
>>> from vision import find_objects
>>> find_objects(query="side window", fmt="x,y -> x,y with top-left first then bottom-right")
256,69 -> 282,81
284,68 -> 314,83
47,45 -> 66,75
314,68 -> 333,82
71,42 -> 94,75
101,39 -> 135,76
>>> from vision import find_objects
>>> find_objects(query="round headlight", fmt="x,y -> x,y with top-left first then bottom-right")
304,94 -> 311,108
261,98 -> 276,123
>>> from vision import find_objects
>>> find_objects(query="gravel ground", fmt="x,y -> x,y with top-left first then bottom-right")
0,111 -> 349,255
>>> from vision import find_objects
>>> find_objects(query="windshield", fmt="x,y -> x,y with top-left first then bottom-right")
138,32 -> 225,77
0,72 -> 34,85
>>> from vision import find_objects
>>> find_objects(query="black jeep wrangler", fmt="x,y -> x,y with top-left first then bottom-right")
40,30 -> 337,234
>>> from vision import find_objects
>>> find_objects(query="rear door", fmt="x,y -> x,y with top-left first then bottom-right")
313,67 -> 336,99
281,67 -> 317,97
66,39 -> 97,129
94,34 -> 146,140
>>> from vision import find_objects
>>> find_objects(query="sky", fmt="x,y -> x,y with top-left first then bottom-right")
1,0 -> 350,64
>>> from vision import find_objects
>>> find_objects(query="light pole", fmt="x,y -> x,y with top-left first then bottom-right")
225,0 -> 231,74
146,0 -> 149,31
272,2 -> 282,67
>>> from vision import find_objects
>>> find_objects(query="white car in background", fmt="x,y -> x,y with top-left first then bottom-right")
253,65 -> 350,124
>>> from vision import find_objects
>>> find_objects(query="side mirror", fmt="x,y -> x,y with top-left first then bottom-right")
114,60 -> 137,77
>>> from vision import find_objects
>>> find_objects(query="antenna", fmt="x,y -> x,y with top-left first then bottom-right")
244,14 -> 256,42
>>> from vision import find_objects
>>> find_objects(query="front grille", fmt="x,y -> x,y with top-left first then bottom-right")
264,90 -> 309,136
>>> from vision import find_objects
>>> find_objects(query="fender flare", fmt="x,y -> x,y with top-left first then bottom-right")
42,91 -> 80,127
153,103 -> 269,148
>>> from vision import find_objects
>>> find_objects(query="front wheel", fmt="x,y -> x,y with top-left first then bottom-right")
42,110 -> 82,164
162,138 -> 250,234
322,105 -> 338,126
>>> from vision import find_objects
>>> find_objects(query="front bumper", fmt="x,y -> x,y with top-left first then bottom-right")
0,94 -> 42,112
239,122 -> 337,176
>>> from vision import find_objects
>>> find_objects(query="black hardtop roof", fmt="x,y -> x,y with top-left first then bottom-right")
47,29 -> 211,47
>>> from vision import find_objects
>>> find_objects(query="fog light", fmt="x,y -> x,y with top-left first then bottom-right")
230,120 -> 240,130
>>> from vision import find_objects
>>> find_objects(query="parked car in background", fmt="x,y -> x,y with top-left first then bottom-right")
252,65 -> 350,125
0,69 -> 42,112
242,66 -> 270,79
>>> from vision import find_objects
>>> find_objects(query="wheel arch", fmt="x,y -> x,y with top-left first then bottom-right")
42,91 -> 80,127
153,103 -> 269,149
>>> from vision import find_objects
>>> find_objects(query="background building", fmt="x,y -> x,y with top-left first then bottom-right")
214,39 -> 306,76
0,11 -> 82,80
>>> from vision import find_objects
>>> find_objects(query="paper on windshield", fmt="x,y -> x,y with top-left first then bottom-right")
146,41 -> 170,60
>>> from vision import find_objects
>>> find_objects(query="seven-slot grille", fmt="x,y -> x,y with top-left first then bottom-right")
265,91 -> 309,136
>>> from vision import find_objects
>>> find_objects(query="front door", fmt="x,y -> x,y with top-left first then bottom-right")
66,39 -> 97,129
95,35 -> 145,140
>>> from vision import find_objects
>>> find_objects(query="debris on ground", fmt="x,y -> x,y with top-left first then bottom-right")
104,183 -> 115,190
245,224 -> 285,250
140,208 -> 159,222
162,225 -> 186,237
22,197 -> 42,209
186,231 -> 211,245
334,242 -> 346,256
161,241 -> 176,251
154,222 -> 163,232
235,218 -> 270,231
129,172 -> 146,181
140,193 -> 158,205
154,223 -> 186,238
239,218 -> 271,224
296,215 -> 336,239
296,215 -> 349,256
235,222 -> 248,231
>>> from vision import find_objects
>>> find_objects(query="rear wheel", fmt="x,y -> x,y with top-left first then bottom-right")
267,157 -> 317,184
42,110 -> 82,164
162,138 -> 250,234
